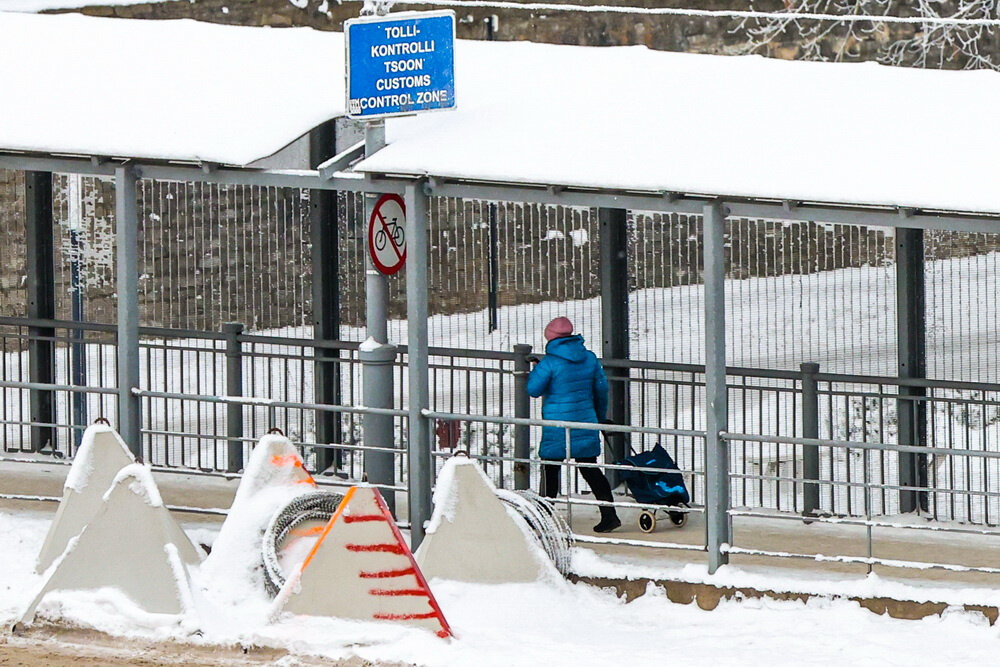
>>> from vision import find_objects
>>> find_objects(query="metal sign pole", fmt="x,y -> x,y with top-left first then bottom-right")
359,3 -> 397,516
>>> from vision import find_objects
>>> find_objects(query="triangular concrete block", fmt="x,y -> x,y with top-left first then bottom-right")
206,433 -> 316,576
35,423 -> 135,573
273,485 -> 452,638
415,457 -> 558,583
18,464 -> 202,626
229,433 -> 315,515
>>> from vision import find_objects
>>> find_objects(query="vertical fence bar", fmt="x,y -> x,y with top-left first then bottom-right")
310,120 -> 341,473
115,165 -> 142,458
224,322 -> 244,473
703,202 -> 730,573
801,362 -> 820,517
25,171 -> 55,454
599,207 -> 629,486
406,180 -> 432,548
897,227 -> 927,513
513,343 -> 533,490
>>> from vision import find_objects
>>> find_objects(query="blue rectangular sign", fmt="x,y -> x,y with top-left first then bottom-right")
345,11 -> 456,119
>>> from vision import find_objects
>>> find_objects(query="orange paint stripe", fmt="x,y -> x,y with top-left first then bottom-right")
288,525 -> 325,538
271,454 -> 304,468
368,588 -> 429,597
359,567 -> 416,579
298,487 -> 354,574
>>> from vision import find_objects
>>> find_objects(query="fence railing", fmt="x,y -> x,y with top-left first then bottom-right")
5,316 -> 1000,575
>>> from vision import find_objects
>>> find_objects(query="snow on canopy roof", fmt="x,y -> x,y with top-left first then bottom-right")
4,12 -> 1000,214
0,12 -> 344,166
358,39 -> 1000,215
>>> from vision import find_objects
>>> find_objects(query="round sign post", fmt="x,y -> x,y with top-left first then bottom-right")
368,194 -> 407,276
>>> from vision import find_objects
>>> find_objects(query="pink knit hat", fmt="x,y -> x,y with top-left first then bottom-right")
544,317 -> 574,341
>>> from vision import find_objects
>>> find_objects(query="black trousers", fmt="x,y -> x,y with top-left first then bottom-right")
540,456 -> 615,507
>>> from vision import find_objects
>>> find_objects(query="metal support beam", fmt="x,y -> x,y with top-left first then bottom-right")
24,171 -> 55,454
599,207 -> 630,486
513,343 -> 533,490
310,120 -> 341,473
406,181 -> 432,549
703,202 -> 731,573
362,119 -> 397,513
800,362 -> 820,517
115,164 -> 142,458
897,227 -> 928,513
224,322 -> 244,473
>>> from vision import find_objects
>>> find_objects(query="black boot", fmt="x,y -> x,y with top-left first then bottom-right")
593,505 -> 621,533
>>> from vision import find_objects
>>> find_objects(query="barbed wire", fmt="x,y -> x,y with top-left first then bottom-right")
344,0 -> 1000,27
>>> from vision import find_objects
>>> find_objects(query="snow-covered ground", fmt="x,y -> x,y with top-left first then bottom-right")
2,508 -> 999,664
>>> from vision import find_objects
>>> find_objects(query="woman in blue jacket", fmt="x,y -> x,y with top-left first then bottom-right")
527,317 -> 621,533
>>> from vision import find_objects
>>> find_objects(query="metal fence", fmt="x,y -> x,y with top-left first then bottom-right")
5,169 -> 1000,577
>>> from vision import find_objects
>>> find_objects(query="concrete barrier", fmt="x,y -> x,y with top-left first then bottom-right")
272,485 -> 452,638
35,424 -> 135,574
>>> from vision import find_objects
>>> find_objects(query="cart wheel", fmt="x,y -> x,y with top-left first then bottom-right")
668,504 -> 688,527
638,510 -> 657,533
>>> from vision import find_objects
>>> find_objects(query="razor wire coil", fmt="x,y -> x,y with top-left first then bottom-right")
495,488 -> 575,576
261,490 -> 344,598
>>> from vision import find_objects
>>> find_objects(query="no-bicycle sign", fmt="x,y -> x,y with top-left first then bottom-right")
345,10 -> 456,119
368,194 -> 406,275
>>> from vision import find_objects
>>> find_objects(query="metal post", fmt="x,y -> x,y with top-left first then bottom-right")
68,174 -> 87,448
361,119 -> 397,514
599,207 -> 630,486
703,202 -> 730,573
224,322 -> 244,473
487,202 -> 499,332
897,227 -> 927,513
25,171 -> 55,454
310,119 -> 341,473
115,165 -> 142,459
405,181 -> 432,548
513,343 -> 533,490
800,361 -> 820,517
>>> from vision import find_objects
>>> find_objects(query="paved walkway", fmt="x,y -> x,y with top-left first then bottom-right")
4,457 -> 1000,597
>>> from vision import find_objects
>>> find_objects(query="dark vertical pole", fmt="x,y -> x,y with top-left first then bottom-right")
25,171 -> 55,454
513,343 -> 533,490
310,120 -> 341,473
487,202 -> 499,332
800,362 -> 820,517
224,322 -> 244,473
897,227 -> 927,513
69,226 -> 87,448
599,207 -> 629,485
483,14 -> 497,40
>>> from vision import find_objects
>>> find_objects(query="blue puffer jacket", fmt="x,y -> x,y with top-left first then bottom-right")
526,335 -> 609,460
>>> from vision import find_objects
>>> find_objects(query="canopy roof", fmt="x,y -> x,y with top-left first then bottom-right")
0,12 -> 344,166
3,11 -> 1000,214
